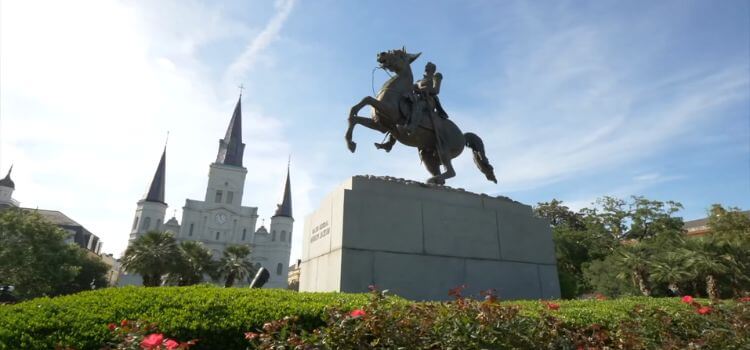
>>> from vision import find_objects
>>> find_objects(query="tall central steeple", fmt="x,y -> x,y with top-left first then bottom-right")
144,147 -> 166,204
216,95 -> 245,167
274,164 -> 293,218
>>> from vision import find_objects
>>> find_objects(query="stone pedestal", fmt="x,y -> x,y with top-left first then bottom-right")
299,176 -> 560,301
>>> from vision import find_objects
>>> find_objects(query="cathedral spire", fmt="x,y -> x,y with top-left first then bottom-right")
0,165 -> 15,189
216,95 -> 245,167
144,147 -> 166,204
273,162 -> 292,218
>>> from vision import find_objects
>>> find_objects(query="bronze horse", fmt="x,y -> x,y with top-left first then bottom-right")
346,48 -> 497,185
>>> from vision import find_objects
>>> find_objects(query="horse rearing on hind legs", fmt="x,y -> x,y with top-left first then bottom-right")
345,48 -> 498,185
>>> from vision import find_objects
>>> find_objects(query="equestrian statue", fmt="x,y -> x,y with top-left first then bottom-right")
346,47 -> 497,185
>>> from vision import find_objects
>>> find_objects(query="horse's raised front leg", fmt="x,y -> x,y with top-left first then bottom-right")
346,96 -> 398,153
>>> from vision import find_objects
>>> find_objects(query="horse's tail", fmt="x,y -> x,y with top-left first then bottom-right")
464,132 -> 497,183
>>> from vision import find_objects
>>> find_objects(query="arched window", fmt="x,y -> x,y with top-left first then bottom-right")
156,219 -> 162,230
271,232 -> 276,241
143,217 -> 151,231
189,223 -> 194,236
280,230 -> 286,242
132,216 -> 139,230
215,231 -> 220,240
276,263 -> 283,275
242,228 -> 247,241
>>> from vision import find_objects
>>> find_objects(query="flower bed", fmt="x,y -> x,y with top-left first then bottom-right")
0,285 -> 747,349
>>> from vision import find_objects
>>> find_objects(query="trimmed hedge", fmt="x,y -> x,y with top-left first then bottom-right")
0,285 -> 368,350
0,286 -> 747,349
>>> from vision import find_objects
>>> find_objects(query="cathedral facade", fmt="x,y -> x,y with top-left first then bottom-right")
124,96 -> 293,288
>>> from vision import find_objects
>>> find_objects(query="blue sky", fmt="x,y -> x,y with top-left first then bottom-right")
1,0 -> 748,260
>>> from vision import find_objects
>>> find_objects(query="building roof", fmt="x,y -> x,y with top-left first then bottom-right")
273,165 -> 293,218
683,210 -> 750,235
215,95 -> 245,167
25,208 -> 83,227
144,147 -> 166,204
0,166 -> 14,189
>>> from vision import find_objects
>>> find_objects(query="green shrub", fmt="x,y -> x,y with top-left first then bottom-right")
253,292 -> 750,350
1,286 -> 748,349
0,285 -> 368,350
248,289 -> 750,349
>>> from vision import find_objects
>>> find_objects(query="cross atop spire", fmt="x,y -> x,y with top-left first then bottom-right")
273,162 -> 293,218
0,165 -> 15,189
144,147 -> 166,204
215,95 -> 245,167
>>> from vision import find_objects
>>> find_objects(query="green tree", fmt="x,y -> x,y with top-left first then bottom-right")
582,255 -> 639,297
56,250 -> 110,294
121,231 -> 180,287
648,251 -> 692,296
705,204 -> 750,296
0,209 -> 108,299
613,243 -> 654,296
216,244 -> 255,287
627,196 -> 683,240
534,199 -> 584,229
535,199 -> 616,298
168,241 -> 215,286
684,238 -> 728,299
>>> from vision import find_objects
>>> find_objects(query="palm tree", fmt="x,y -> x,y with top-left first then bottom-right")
216,244 -> 255,287
614,245 -> 653,296
168,241 -> 215,286
684,238 -> 728,299
648,250 -> 693,296
121,231 -> 180,287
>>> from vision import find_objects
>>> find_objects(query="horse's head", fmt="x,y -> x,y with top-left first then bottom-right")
377,47 -> 421,74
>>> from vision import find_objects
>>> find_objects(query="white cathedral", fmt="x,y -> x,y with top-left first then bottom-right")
122,95 -> 293,288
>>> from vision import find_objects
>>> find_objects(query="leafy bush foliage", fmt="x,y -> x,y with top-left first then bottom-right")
2,286 -> 746,349
0,286 -> 368,350
247,287 -> 750,349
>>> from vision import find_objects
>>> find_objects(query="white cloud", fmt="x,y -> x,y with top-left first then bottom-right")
224,0 -> 296,84
456,25 -> 749,196
0,0 -> 302,260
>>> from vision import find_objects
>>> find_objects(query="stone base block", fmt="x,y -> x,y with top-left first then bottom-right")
299,176 -> 560,301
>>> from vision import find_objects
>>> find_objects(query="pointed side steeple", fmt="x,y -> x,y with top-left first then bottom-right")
273,164 -> 292,218
0,165 -> 14,189
216,95 -> 245,167
144,147 -> 166,204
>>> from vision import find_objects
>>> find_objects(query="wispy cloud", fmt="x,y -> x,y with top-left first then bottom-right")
224,0 -> 296,83
456,23 -> 749,196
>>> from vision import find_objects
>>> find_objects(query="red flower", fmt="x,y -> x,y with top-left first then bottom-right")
350,309 -> 366,318
107,323 -> 116,331
448,285 -> 466,299
681,295 -> 694,304
141,333 -> 165,349
697,306 -> 712,315
245,332 -> 259,340
739,296 -> 750,302
120,319 -> 128,327
544,301 -> 560,311
164,339 -> 180,350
